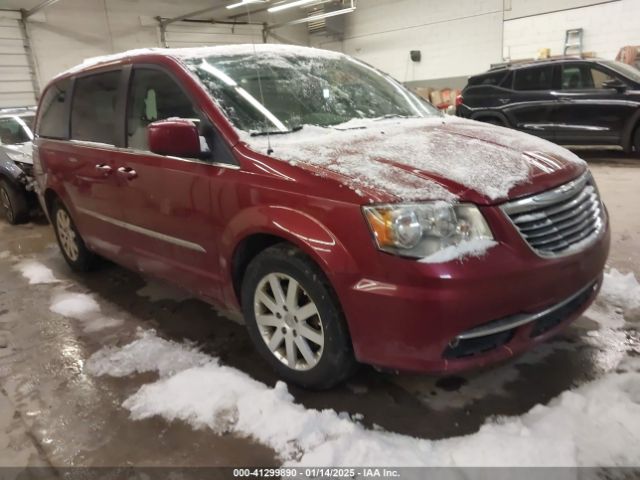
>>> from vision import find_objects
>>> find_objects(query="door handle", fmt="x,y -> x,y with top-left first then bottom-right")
95,164 -> 112,175
117,166 -> 138,180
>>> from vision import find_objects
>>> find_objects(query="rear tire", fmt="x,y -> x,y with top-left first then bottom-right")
0,179 -> 29,225
633,125 -> 640,157
479,117 -> 505,127
51,201 -> 98,272
241,243 -> 357,389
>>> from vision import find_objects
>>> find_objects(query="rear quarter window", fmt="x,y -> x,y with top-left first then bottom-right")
36,78 -> 71,139
467,71 -> 509,87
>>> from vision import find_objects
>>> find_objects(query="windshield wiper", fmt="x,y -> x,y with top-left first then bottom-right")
375,114 -> 420,121
251,125 -> 303,137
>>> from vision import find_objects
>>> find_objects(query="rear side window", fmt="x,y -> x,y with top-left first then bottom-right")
468,71 -> 508,87
37,79 -> 70,139
513,66 -> 554,91
126,68 -> 198,151
71,71 -> 121,145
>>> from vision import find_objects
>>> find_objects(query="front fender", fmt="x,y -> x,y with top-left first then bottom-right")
220,204 -> 359,307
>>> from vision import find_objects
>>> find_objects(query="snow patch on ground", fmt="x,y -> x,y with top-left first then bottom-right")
599,268 -> 640,311
419,239 -> 497,264
50,292 -> 123,333
0,251 -> 10,260
88,326 -> 640,467
13,260 -> 59,284
86,329 -> 210,378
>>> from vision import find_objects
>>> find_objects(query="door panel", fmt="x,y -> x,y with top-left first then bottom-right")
552,64 -> 634,145
503,65 -> 557,141
119,66 -> 223,299
66,70 -> 127,256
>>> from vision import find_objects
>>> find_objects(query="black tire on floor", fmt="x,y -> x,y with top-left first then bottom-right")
241,243 -> 358,389
633,125 -> 640,157
51,200 -> 98,272
0,179 -> 29,225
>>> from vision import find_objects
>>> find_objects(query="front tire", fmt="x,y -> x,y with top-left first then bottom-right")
241,244 -> 357,389
0,179 -> 29,225
52,201 -> 98,272
633,125 -> 640,157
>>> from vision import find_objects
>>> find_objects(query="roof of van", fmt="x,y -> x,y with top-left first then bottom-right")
55,44 -> 346,79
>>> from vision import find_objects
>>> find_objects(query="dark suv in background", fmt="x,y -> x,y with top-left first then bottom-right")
457,58 -> 640,154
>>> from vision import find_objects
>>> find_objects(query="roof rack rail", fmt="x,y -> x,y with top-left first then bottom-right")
489,53 -> 595,70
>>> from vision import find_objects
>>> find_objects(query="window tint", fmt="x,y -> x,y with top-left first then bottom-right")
37,79 -> 70,139
468,71 -> 508,87
127,68 -> 198,151
561,66 -> 591,89
514,66 -> 554,91
71,71 -> 121,144
590,68 -> 616,88
0,116 -> 33,145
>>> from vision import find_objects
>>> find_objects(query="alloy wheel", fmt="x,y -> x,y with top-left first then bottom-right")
56,209 -> 79,262
253,272 -> 324,371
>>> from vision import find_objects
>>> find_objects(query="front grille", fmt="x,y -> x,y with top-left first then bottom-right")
502,172 -> 606,257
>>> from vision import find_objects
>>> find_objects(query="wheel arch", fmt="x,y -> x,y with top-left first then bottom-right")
223,206 -> 358,309
622,110 -> 640,153
470,111 -> 510,127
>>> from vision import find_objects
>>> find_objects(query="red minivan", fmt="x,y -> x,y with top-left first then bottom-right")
33,45 -> 609,388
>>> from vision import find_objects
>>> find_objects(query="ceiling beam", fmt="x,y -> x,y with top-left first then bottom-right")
159,1 -> 229,27
23,0 -> 63,18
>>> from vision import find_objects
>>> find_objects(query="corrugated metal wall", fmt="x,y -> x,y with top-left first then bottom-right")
0,11 -> 36,108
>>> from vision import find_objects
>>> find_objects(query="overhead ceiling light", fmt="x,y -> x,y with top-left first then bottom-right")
286,6 -> 355,25
268,0 -> 317,13
226,0 -> 267,10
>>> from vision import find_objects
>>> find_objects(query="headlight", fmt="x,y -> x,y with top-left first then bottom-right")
363,202 -> 493,258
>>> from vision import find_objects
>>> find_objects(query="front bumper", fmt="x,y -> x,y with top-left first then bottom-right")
339,213 -> 610,374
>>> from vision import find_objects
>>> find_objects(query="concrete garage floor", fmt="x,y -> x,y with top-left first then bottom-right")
0,153 -> 638,469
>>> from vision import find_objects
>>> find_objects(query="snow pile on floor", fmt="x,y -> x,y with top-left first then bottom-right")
586,269 -> 640,329
86,330 -> 210,378
599,269 -> 640,312
420,239 -> 497,264
50,292 -> 123,333
13,260 -> 59,284
87,330 -> 640,467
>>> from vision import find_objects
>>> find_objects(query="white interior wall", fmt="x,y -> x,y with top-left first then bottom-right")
313,0 -> 639,85
503,0 -> 639,61
19,0 -> 309,92
312,0 -> 504,83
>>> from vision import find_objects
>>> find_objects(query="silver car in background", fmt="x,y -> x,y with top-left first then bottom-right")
0,107 -> 37,224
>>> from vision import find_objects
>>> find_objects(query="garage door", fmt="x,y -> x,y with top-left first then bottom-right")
0,11 -> 37,109
163,21 -> 264,48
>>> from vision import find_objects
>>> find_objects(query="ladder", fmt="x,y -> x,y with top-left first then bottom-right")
564,28 -> 583,56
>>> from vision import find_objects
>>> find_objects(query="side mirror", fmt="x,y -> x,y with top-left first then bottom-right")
602,79 -> 627,92
148,118 -> 201,158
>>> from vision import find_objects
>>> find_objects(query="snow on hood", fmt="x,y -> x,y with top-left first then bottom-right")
241,116 -> 585,202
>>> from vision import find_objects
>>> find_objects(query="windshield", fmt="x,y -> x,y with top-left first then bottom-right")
0,115 -> 34,145
184,51 -> 439,134
599,60 -> 640,83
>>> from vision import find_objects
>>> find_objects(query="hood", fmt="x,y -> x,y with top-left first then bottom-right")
241,117 -> 586,204
1,142 -> 33,165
